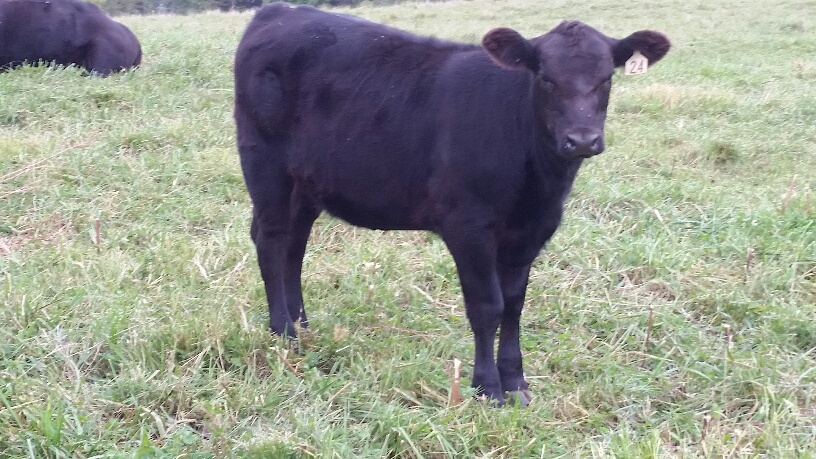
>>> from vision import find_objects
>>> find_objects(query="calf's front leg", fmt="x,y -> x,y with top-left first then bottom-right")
443,227 -> 506,405
497,262 -> 532,406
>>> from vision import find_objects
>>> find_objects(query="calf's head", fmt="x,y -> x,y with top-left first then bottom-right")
482,21 -> 670,159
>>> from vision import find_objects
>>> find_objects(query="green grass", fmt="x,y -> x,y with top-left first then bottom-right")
1,0 -> 815,457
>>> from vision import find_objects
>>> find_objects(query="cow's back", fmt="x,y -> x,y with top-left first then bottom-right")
236,3 -> 469,132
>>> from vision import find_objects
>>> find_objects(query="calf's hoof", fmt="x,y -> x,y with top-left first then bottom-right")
269,331 -> 302,355
505,389 -> 532,407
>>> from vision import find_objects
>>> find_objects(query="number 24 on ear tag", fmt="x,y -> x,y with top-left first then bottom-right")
625,51 -> 648,76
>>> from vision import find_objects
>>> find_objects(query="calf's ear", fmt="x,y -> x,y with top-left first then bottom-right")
611,30 -> 671,68
482,28 -> 539,72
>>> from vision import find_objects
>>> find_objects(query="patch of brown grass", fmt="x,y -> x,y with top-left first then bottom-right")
0,213 -> 71,257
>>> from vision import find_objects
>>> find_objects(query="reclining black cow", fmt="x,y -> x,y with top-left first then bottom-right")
234,2 -> 670,406
0,0 -> 141,75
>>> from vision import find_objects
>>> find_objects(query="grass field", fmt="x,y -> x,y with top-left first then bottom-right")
1,0 -> 815,457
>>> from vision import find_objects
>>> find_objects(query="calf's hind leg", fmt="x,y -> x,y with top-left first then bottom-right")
241,140 -> 298,339
283,194 -> 321,328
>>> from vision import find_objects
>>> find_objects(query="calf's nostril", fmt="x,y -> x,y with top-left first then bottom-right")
590,135 -> 601,150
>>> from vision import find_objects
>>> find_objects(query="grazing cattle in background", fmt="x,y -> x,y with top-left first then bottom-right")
234,2 -> 670,406
0,0 -> 141,75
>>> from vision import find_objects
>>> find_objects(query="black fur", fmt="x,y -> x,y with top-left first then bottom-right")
0,0 -> 142,75
234,1 -> 670,406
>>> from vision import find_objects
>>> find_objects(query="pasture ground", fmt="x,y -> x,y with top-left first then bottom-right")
1,0 -> 815,457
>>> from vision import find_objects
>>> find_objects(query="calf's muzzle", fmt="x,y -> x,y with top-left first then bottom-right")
563,130 -> 604,159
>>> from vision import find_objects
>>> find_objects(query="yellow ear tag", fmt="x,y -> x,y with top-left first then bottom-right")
624,50 -> 648,76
